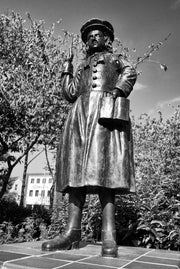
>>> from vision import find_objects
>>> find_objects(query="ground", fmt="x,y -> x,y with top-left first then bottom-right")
0,241 -> 180,269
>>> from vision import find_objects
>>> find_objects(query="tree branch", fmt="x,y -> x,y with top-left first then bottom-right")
27,148 -> 44,166
11,134 -> 40,168
44,143 -> 54,179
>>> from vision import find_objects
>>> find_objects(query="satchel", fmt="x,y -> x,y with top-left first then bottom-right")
98,96 -> 130,126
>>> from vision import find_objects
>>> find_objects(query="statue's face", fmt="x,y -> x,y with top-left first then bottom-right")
86,30 -> 106,53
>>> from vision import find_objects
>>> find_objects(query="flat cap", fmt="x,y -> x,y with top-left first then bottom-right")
80,18 -> 114,43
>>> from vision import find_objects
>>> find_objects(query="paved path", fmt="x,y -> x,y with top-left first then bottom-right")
0,241 -> 180,268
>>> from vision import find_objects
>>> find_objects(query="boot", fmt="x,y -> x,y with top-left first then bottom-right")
99,188 -> 118,257
42,188 -> 86,251
42,228 -> 81,251
101,230 -> 118,257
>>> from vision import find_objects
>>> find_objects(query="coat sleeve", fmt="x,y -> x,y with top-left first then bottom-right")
61,61 -> 82,103
114,55 -> 137,98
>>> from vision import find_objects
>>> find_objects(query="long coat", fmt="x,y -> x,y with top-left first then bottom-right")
56,51 -> 137,194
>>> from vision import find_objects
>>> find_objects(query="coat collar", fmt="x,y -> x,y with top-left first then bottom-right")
84,51 -> 110,68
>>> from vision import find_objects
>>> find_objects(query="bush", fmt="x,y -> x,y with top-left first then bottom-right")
133,108 -> 180,250
47,194 -> 69,239
0,200 -> 51,244
0,199 -> 31,224
115,194 -> 138,246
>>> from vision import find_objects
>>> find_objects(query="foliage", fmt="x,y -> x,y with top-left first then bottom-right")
115,195 -> 138,246
0,199 -> 51,244
0,11 -> 77,199
0,199 -> 31,224
47,194 -> 69,238
114,33 -> 170,74
81,195 -> 102,242
133,107 -> 180,250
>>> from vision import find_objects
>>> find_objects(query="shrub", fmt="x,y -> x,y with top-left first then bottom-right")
0,199 -> 31,224
0,200 -> 51,244
133,108 -> 180,250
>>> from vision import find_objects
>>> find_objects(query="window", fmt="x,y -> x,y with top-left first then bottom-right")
15,184 -> 18,191
31,178 -> 34,183
37,178 -> 40,183
42,178 -> 46,184
35,190 -> 39,197
41,190 -> 45,197
29,190 -> 33,197
47,190 -> 50,197
48,178 -> 52,183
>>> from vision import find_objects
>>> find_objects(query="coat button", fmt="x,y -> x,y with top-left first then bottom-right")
92,76 -> 97,80
93,69 -> 97,73
92,83 -> 97,88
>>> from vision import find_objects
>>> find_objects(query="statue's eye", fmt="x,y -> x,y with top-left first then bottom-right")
87,35 -> 93,40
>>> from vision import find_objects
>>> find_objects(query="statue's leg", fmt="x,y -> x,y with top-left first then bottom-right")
42,188 -> 86,251
99,188 -> 118,257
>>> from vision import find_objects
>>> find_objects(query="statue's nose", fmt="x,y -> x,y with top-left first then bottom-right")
92,37 -> 98,42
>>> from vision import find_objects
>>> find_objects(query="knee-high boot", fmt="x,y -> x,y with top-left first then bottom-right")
99,189 -> 118,257
42,188 -> 86,251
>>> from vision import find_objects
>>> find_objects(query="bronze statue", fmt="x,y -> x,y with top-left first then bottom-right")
42,18 -> 137,257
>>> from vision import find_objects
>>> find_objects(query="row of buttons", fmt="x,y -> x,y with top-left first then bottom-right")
92,65 -> 98,88
92,63 -> 98,88
92,60 -> 101,88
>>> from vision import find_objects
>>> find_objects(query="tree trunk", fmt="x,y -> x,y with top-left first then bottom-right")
20,150 -> 29,207
0,169 -> 12,199
44,144 -> 57,209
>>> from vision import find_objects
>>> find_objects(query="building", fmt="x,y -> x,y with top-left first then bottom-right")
24,173 -> 53,208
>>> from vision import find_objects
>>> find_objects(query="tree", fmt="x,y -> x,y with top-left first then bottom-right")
132,107 -> 180,249
0,11 -> 80,199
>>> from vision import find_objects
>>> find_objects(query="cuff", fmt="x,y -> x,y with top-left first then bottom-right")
62,60 -> 73,77
114,87 -> 126,97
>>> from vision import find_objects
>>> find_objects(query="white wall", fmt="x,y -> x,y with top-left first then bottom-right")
25,173 -> 53,207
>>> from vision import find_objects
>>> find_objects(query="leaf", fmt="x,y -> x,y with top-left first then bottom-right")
150,220 -> 165,227
137,225 -> 150,231
160,64 -> 168,71
169,230 -> 179,240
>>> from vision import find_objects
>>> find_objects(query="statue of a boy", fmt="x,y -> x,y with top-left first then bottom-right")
42,18 -> 137,257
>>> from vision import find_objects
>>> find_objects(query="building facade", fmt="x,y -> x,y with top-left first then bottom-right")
24,173 -> 53,208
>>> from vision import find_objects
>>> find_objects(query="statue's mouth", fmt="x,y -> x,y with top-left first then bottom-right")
92,41 -> 98,46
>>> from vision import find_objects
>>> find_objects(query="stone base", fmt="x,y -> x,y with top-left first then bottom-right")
0,241 -> 180,268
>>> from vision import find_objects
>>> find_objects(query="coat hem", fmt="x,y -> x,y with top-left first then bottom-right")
57,185 -> 136,195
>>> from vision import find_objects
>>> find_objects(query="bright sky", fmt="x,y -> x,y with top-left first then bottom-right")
1,0 -> 179,176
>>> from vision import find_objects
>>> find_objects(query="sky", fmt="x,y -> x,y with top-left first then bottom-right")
0,0 -> 179,176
